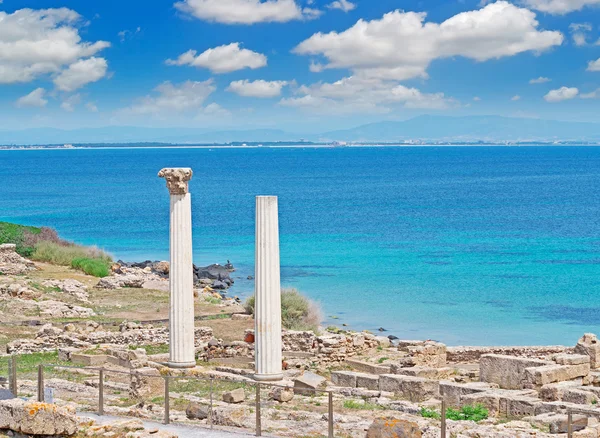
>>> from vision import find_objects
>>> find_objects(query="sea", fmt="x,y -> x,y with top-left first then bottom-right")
2,145 -> 600,346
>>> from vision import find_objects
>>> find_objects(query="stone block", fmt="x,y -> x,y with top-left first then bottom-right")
479,354 -> 551,389
331,371 -> 358,388
345,358 -> 391,375
575,334 -> 600,369
70,354 -> 108,367
526,412 -> 588,433
554,354 -> 591,366
503,396 -> 542,418
460,389 -> 538,417
356,374 -> 380,391
366,418 -> 421,438
270,387 -> 294,403
294,371 -> 327,396
524,363 -> 590,386
562,388 -> 598,405
0,400 -> 78,436
439,381 -> 491,407
222,388 -> 245,404
390,366 -> 438,379
379,375 -> 439,402
539,381 -> 583,401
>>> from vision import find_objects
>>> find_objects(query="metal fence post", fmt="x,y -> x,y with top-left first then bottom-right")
568,411 -> 573,438
328,391 -> 334,438
164,377 -> 170,425
98,368 -> 104,415
9,356 -> 17,396
441,399 -> 447,438
209,377 -> 214,430
255,383 -> 262,437
37,365 -> 44,402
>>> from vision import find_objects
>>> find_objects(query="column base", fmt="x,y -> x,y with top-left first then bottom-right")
167,361 -> 197,369
254,373 -> 284,382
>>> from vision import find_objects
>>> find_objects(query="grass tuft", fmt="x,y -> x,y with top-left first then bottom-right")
343,399 -> 383,410
421,405 -> 489,422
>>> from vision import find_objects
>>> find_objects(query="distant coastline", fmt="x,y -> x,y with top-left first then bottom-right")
1,141 -> 600,150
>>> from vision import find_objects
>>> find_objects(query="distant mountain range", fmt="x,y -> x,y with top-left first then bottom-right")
2,115 -> 600,145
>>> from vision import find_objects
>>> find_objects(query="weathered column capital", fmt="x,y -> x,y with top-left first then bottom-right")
158,168 -> 193,195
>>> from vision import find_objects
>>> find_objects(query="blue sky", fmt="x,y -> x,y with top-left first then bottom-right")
2,0 -> 600,132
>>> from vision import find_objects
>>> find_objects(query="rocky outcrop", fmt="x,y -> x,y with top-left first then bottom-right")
42,279 -> 89,302
366,418 -> 422,438
0,244 -> 36,275
37,300 -> 96,318
194,263 -> 234,289
0,399 -> 78,436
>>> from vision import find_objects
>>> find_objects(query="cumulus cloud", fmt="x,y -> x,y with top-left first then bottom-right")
544,86 -> 579,102
511,95 -> 522,101
294,2 -> 563,81
327,0 -> 356,12
174,0 -> 317,24
86,102 -> 99,112
61,94 -> 81,112
588,58 -> 600,71
166,43 -> 267,74
54,57 -> 108,92
569,23 -> 592,46
227,79 -> 289,97
523,0 -> 600,14
15,88 -> 48,108
280,75 -> 457,114
121,80 -> 216,115
200,102 -> 231,117
0,8 -> 109,85
530,76 -> 551,84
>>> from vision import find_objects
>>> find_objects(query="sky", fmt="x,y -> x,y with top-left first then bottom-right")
1,0 -> 600,133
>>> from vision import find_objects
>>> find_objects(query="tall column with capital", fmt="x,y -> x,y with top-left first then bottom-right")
254,196 -> 283,381
158,168 -> 196,368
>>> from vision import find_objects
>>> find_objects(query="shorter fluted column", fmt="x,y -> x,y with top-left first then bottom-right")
159,168 -> 196,369
254,196 -> 283,381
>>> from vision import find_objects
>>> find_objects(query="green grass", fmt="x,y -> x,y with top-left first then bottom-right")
421,405 -> 489,422
0,221 -> 41,257
342,399 -> 384,411
71,257 -> 110,277
0,351 -> 73,379
378,357 -> 389,364
130,344 -> 170,355
31,241 -> 112,277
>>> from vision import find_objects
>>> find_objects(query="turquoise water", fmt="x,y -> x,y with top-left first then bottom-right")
2,146 -> 600,346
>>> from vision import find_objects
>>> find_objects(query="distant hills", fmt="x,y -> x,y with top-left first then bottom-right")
2,115 -> 600,145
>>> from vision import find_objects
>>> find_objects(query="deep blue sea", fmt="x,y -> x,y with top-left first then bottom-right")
2,146 -> 600,346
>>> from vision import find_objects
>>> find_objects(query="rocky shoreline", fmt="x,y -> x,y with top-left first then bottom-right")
5,243 -> 600,437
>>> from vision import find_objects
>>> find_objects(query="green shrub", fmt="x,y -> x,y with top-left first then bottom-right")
71,257 -> 110,278
245,288 -> 322,332
343,399 -> 383,410
0,222 -> 41,257
421,405 -> 488,422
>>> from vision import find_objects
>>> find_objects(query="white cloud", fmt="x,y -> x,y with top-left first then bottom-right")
327,0 -> 356,12
588,58 -> 600,71
85,102 -> 99,112
569,22 -> 592,46
53,57 -> 108,92
523,0 -> 600,14
473,96 -> 482,101
174,0 -> 317,24
511,95 -> 522,101
544,86 -> 579,102
227,79 -> 289,97
15,88 -> 48,108
121,80 -> 216,115
280,75 -> 457,114
200,102 -> 231,117
61,94 -> 81,112
294,2 -> 563,81
0,8 -> 109,84
529,76 -> 551,84
166,43 -> 267,74
580,88 -> 600,99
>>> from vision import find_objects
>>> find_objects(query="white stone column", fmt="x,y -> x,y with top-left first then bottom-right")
254,196 -> 283,381
158,168 -> 196,369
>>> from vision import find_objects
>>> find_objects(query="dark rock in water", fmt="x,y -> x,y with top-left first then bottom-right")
195,264 -> 233,282
379,327 -> 387,332
0,389 -> 15,400
247,275 -> 254,280
212,280 -> 228,290
225,260 -> 235,271
388,335 -> 399,341
186,402 -> 209,420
